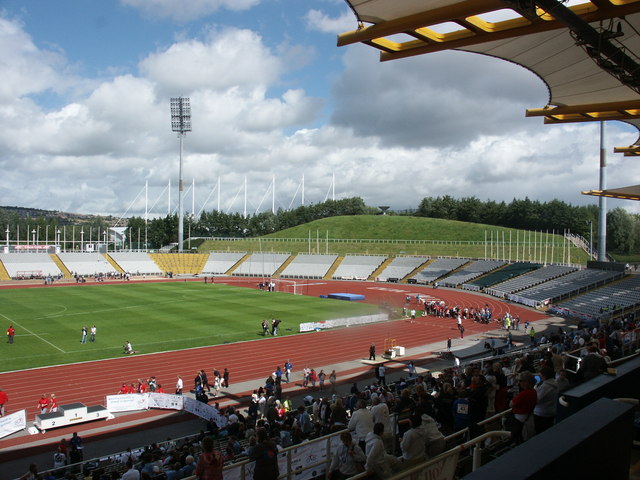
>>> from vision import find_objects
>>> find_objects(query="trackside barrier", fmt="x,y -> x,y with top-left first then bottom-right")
0,410 -> 26,439
299,312 -> 389,332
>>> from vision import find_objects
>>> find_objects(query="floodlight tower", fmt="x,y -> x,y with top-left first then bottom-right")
170,97 -> 192,252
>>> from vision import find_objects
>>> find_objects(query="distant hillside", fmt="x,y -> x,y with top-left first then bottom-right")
199,215 -> 590,264
265,215 -> 511,241
0,206 -> 120,225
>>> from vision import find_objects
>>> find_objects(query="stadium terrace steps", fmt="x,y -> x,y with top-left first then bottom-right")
0,260 -> 10,281
402,258 -> 433,282
104,254 -> 125,273
149,253 -> 209,274
324,255 -> 344,280
225,253 -> 251,275
50,254 -> 72,278
272,254 -> 295,278
369,256 -> 394,280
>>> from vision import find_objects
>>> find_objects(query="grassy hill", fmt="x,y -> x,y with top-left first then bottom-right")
199,215 -> 590,264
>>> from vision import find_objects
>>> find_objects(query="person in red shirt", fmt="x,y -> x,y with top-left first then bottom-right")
0,388 -> 8,416
6,325 -> 15,344
48,394 -> 58,413
118,384 -> 128,395
126,384 -> 136,394
37,394 -> 49,414
156,384 -> 165,394
509,371 -> 537,444
138,379 -> 147,394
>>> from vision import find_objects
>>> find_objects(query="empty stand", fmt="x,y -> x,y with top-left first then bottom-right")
467,262 -> 541,290
486,264 -> 577,297
231,252 -> 290,277
280,254 -> 338,279
550,274 -> 640,321
508,268 -> 623,306
108,252 -> 163,275
0,252 -> 63,278
149,253 -> 208,275
331,254 -> 387,280
409,257 -> 469,284
376,256 -> 429,282
201,252 -> 247,275
438,259 -> 507,287
57,252 -> 119,276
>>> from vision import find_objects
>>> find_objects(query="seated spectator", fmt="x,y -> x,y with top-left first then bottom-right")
365,422 -> 401,477
164,463 -> 181,480
348,400 -> 374,452
556,369 -> 571,392
327,431 -> 366,479
578,345 -> 608,380
120,459 -> 139,480
421,414 -> 446,458
178,455 -> 196,478
401,415 -> 427,465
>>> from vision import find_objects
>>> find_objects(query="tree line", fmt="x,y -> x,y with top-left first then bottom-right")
1,195 -> 638,255
125,197 -> 375,249
416,196 -> 638,254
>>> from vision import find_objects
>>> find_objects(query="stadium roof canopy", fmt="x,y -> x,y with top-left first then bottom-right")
338,0 -> 640,198
582,184 -> 640,200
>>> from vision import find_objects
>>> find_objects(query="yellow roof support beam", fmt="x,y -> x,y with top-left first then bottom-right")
526,100 -> 640,123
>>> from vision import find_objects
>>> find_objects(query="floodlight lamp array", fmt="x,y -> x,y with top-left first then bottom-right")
170,97 -> 192,133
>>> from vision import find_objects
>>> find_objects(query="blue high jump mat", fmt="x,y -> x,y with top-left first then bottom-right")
327,293 -> 365,301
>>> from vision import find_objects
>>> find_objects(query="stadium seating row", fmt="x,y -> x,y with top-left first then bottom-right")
1,253 -> 638,319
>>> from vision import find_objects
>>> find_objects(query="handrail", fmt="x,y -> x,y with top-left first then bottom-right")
346,430 -> 512,480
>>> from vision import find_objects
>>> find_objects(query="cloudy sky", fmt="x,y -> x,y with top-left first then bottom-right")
1,0 -> 638,218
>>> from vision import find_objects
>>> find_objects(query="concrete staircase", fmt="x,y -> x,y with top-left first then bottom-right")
323,256 -> 344,280
50,254 -> 72,278
402,258 -> 432,283
0,260 -> 10,280
272,254 -> 295,278
104,254 -> 124,273
369,256 -> 393,280
226,253 -> 251,275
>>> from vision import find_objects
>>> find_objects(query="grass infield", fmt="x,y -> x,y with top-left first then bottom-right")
0,282 -> 379,372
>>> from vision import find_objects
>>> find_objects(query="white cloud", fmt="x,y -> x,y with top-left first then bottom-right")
140,28 -> 283,96
305,9 -> 356,34
120,0 -> 261,22
0,16 -> 68,102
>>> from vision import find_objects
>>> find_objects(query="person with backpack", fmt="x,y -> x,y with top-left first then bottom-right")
195,436 -> 223,480
250,428 -> 279,480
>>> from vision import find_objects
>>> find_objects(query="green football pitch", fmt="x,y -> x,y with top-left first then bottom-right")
0,282 -> 379,373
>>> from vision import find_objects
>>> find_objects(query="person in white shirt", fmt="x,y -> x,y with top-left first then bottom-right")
348,399 -> 374,451
365,423 -> 401,477
370,396 -> 393,453
175,376 -> 183,395
121,459 -> 140,480
401,415 -> 427,464
328,432 -> 366,479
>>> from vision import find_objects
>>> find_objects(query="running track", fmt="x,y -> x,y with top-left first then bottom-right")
0,278 -> 546,442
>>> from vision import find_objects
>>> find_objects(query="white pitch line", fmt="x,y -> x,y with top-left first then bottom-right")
0,312 -> 66,353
